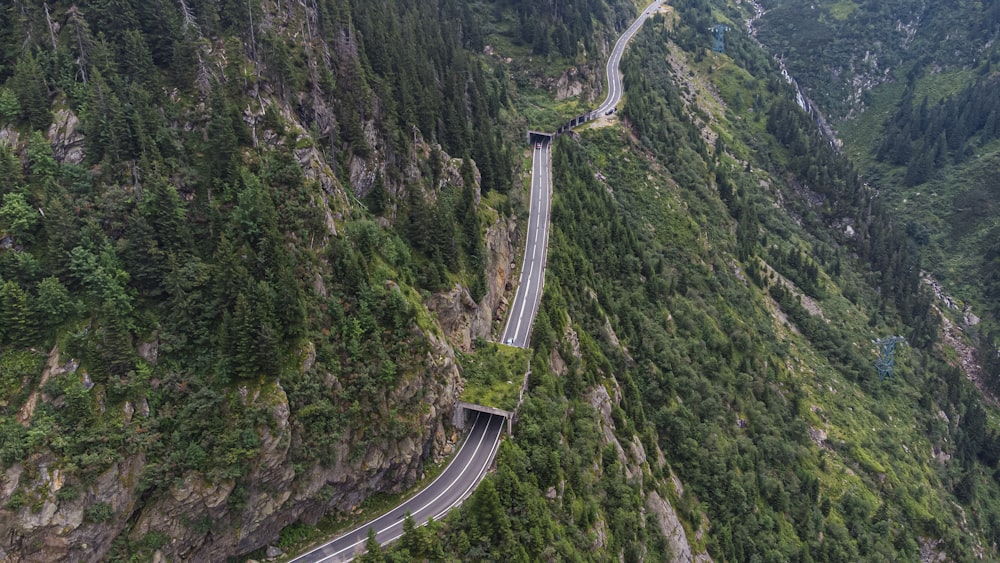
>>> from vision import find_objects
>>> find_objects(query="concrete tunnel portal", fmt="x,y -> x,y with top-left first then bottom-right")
453,401 -> 513,435
527,131 -> 554,145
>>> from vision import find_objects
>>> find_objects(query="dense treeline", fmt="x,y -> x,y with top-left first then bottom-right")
671,0 -> 937,348
876,76 -> 1000,185
0,0 -> 517,555
487,0 -> 635,58
753,0 -> 1000,396
614,10 -> 1000,559
0,0 -> 513,195
755,0 -> 1000,118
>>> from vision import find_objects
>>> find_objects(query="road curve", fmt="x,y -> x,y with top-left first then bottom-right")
500,140 -> 552,348
501,0 -> 661,348
288,412 -> 504,563
288,4 -> 661,561
596,0 -> 664,116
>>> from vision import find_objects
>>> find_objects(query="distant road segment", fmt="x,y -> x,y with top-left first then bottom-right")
596,0 -> 664,116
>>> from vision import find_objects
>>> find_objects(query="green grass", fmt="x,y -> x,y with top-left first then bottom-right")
514,87 -> 592,132
458,341 -> 528,412
826,0 -> 859,21
912,68 -> 975,106
837,79 -> 906,167
839,66 -> 974,168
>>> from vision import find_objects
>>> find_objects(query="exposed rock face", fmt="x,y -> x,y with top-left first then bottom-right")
584,373 -> 711,563
0,125 -> 20,149
428,214 -> 518,352
47,107 -> 86,165
555,67 -> 587,100
1,454 -> 146,563
534,63 -> 603,103
648,491 -> 692,563
0,333 -> 461,562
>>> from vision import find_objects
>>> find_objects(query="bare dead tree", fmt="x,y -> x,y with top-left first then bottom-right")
17,0 -> 33,53
66,5 -> 93,83
43,3 -> 58,50
247,0 -> 260,79
195,50 -> 214,98
177,0 -> 200,35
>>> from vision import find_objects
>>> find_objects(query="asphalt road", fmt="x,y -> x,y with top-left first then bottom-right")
288,412 -> 505,563
287,4 -> 661,561
596,0 -> 664,116
501,1 -> 660,349
500,139 -> 552,348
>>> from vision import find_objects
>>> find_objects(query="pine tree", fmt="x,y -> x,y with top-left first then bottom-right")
0,281 -> 32,347
35,276 -> 74,330
357,527 -> 384,563
230,292 -> 258,379
0,88 -> 19,123
0,192 -> 39,243
11,52 -> 50,131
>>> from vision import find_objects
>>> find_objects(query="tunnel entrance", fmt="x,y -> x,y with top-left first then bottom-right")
527,131 -> 554,145
453,402 -> 513,434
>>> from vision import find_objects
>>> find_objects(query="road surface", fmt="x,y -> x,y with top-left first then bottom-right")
596,0 -> 664,116
501,1 -> 661,349
288,3 -> 661,560
500,140 -> 552,348
288,412 -> 505,563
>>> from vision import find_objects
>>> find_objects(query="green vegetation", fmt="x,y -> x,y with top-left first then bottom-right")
754,0 -> 1000,391
2,0 -> 999,560
755,0 -> 1000,119
827,0 -> 859,21
376,4 -> 1000,560
0,0 -> 524,558
458,340 -> 528,411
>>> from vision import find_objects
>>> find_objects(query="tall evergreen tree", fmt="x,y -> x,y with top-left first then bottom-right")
0,280 -> 32,347
11,52 -> 50,130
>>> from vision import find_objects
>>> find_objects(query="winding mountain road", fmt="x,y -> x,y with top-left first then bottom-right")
287,3 -> 660,560
502,0 -> 662,348
596,0 -> 664,116
288,413 -> 505,563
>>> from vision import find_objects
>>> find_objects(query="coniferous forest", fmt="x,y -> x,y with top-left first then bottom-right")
1,0 -> 999,561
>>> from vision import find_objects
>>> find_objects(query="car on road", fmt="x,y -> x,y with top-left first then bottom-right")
535,142 -> 541,150
506,338 -> 514,345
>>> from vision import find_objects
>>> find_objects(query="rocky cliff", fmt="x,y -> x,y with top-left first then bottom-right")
427,213 -> 519,353
0,326 -> 463,562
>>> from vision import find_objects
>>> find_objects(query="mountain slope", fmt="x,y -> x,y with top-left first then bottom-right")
372,4 -> 1000,561
1,0 -> 999,561
0,0 -> 528,560
752,0 -> 1000,396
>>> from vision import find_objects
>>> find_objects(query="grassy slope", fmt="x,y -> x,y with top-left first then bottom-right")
755,0 -> 1000,336
378,9 -> 1000,560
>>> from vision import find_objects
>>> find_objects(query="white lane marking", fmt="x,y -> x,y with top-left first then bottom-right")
363,415 -> 502,556
433,416 -> 504,520
517,181 -> 545,338
313,413 -> 493,563
501,146 -> 543,342
597,1 -> 660,113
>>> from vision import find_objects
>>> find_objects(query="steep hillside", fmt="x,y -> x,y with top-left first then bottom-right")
753,0 -> 1000,120
752,0 -> 1000,394
2,0 -> 999,561
0,0 -> 533,560
369,3 -> 1000,561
